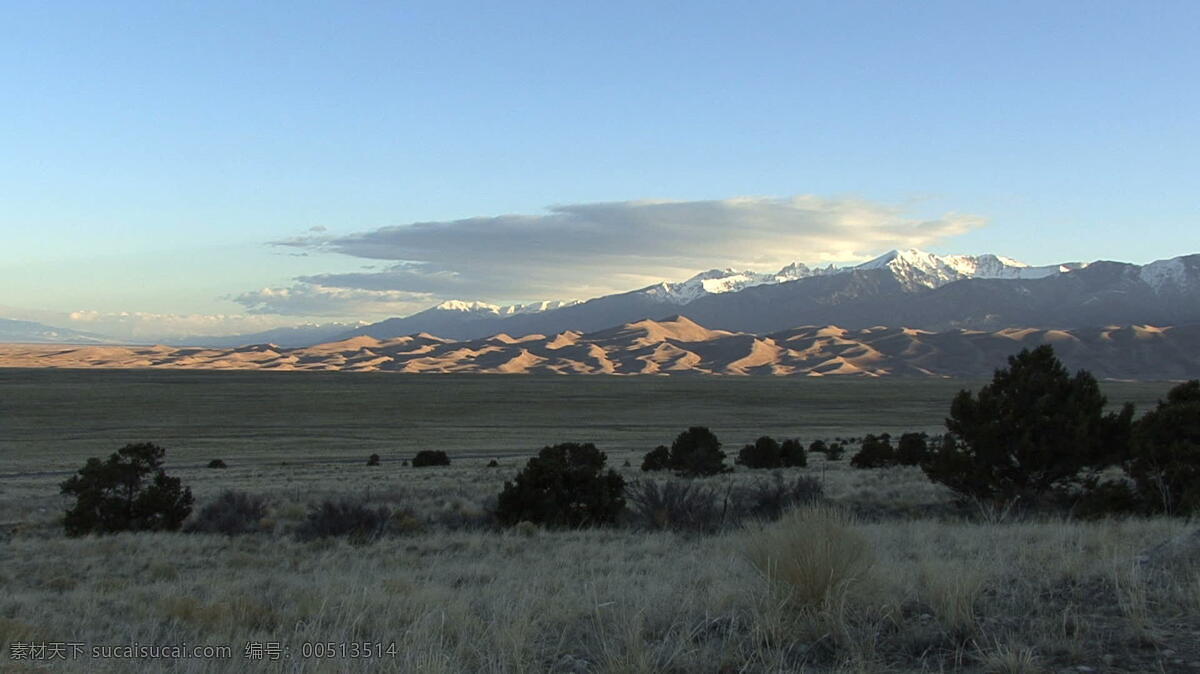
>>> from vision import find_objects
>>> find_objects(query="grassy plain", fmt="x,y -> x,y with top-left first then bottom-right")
1,370 -> 1196,672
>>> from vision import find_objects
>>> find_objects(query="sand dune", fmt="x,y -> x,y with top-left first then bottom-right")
1,318 -> 1197,379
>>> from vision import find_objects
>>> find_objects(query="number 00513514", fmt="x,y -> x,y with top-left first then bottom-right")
299,641 -> 398,659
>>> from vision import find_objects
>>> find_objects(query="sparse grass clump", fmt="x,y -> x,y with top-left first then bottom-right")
186,490 -> 268,536
744,505 -> 875,609
294,499 -> 391,544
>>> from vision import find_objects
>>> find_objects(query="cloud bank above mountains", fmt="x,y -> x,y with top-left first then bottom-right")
232,285 -> 434,317
252,195 -> 985,315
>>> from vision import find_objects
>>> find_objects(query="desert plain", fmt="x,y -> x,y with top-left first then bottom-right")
1,369 -> 1197,673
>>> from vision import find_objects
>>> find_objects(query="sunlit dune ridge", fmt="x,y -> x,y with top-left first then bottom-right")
0,318 -> 1196,379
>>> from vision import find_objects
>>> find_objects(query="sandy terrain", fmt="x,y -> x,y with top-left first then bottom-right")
1,316 -> 1196,378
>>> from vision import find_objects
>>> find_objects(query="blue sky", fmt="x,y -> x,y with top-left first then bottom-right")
2,1 -> 1197,337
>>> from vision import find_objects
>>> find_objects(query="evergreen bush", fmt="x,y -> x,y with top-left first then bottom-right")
60,443 -> 193,536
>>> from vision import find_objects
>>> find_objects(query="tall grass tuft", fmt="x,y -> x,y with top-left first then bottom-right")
743,505 -> 875,609
975,639 -> 1041,673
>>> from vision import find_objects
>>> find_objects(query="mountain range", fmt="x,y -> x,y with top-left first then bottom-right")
339,249 -> 1198,342
3,249 -> 1198,347
3,315 -> 1196,379
0,318 -> 109,344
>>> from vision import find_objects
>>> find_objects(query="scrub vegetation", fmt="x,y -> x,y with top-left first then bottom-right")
1,364 -> 1197,672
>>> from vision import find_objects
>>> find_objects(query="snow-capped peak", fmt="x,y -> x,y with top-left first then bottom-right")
773,261 -> 816,281
434,300 -> 501,313
438,250 -> 1094,313
1138,254 -> 1200,292
433,299 -> 580,316
641,268 -> 782,304
853,249 -> 1080,290
497,299 -> 582,315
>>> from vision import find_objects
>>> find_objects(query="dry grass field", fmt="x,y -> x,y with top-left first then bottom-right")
1,369 -> 1196,672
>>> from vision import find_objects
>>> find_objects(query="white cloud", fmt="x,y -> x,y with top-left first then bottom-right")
232,284 -> 434,317
279,195 -> 985,301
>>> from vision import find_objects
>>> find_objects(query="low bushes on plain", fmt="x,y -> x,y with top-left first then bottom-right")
412,450 -> 451,467
732,472 -> 824,521
624,479 -> 726,533
294,499 -> 391,544
495,443 -> 625,528
186,490 -> 268,535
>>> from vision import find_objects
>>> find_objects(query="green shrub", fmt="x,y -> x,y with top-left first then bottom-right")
412,450 -> 450,467
808,439 -> 828,455
780,438 -> 807,467
851,433 -> 895,469
366,453 -> 381,466
206,459 -> 227,469
668,426 -> 729,477
624,480 -> 725,533
641,445 -> 670,471
896,432 -> 929,466
495,443 -> 625,528
486,459 -> 499,468
823,442 -> 845,461
1072,478 -> 1142,520
294,499 -> 391,544
1128,380 -> 1200,515
60,443 -> 194,536
920,433 -> 976,496
186,491 -> 268,535
923,345 -> 1132,502
736,436 -> 783,469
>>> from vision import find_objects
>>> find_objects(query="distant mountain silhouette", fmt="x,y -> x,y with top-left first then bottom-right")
0,318 -> 110,344
340,252 -> 1200,341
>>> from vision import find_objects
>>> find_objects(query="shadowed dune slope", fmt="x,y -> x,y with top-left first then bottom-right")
1,318 -> 1198,379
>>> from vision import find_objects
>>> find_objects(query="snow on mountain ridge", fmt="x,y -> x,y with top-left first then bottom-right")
1138,255 -> 1200,292
641,249 -> 1080,304
431,250 -> 1087,313
434,299 -> 581,316
854,249 -> 1083,290
434,249 -> 1121,315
